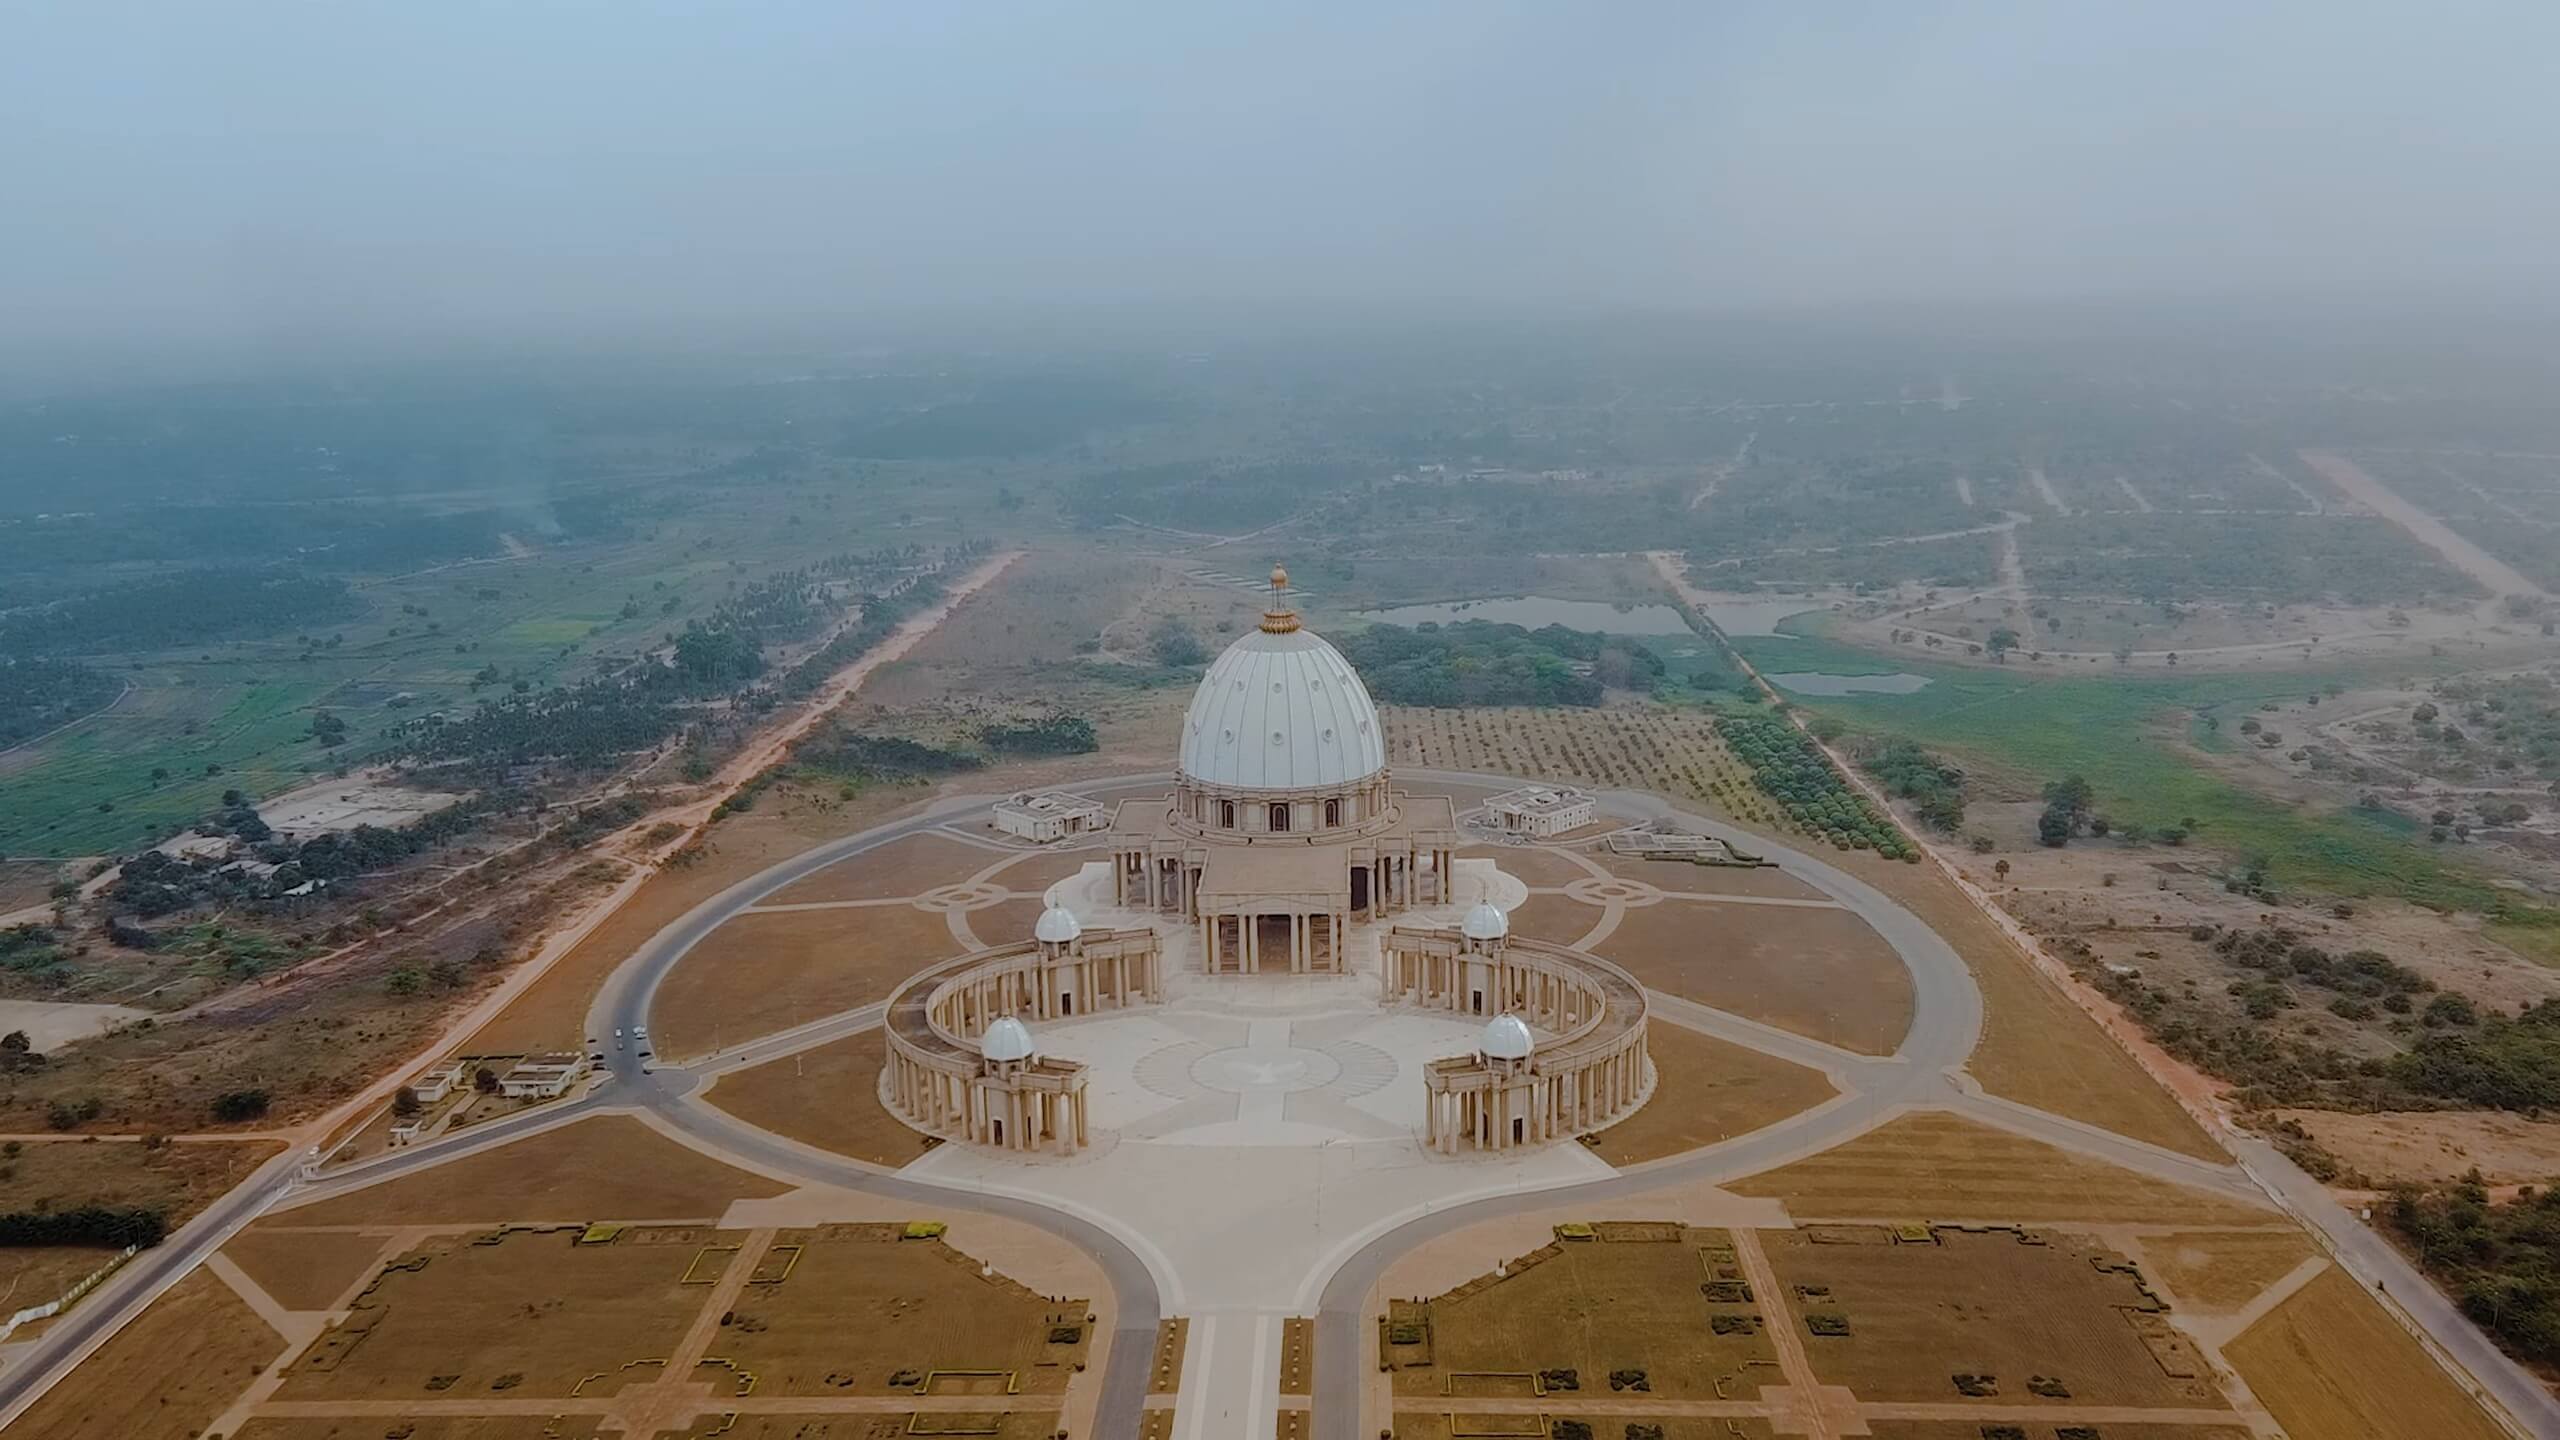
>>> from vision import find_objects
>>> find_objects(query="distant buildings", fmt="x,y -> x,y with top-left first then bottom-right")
993,790 -> 1108,844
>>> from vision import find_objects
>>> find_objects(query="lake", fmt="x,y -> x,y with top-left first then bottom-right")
1351,595 -> 1693,636
1765,671 -> 1933,696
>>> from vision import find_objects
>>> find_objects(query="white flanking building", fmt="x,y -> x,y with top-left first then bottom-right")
497,1052 -> 589,1099
1485,784 -> 1596,838
993,790 -> 1108,843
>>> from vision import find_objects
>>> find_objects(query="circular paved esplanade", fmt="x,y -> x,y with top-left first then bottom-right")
586,568 -> 2034,1440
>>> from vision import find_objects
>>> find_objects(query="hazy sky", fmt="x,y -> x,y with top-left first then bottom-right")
6,2 -> 2556,347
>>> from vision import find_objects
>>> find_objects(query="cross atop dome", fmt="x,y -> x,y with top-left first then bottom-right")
1260,562 -> 1300,634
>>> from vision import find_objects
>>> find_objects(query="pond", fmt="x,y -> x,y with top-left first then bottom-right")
1765,670 -> 1933,696
1350,595 -> 1693,636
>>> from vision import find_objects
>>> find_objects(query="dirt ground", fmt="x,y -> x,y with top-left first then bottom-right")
223,1226 -> 396,1311
713,1227 -> 1090,1396
270,1115 -> 789,1227
1834,846 -> 2223,1161
276,1227 -> 720,1401
1862,1424 -> 2250,1440
652,903 -> 962,1058
1763,1227 -> 2224,1409
1726,1112 -> 2272,1227
701,1027 -> 930,1168
1389,1228 -> 1778,1400
2273,1106 -> 2560,1186
1587,1021 -> 1837,1166
0,1136 -> 279,1226
2132,1230 -> 2318,1314
0,1266 -> 282,1440
2226,1265 -> 2510,1440
1600,900 -> 1914,1056
1501,893 -> 1601,947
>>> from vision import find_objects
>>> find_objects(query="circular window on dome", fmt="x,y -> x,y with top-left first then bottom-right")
1310,677 -> 1324,690
1271,680 -> 1284,693
1271,730 -> 1285,745
1322,727 -> 1335,742
1221,728 -> 1234,743
1357,719 -> 1370,732
1234,679 -> 1245,691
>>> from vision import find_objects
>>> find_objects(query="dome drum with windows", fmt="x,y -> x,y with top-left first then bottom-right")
1110,564 -> 1462,974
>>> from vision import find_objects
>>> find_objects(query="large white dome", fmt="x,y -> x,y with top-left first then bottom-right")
1180,624 -> 1386,792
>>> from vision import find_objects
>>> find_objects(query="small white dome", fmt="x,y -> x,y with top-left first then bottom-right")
980,1016 -> 1035,1063
1480,1013 -> 1534,1061
1034,905 -> 1082,943
1460,902 -> 1510,941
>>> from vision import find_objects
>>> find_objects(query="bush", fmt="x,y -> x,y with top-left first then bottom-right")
0,1206 -> 166,1249
210,1089 -> 271,1123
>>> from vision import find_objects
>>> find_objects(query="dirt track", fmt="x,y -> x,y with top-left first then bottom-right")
2299,449 -> 2549,600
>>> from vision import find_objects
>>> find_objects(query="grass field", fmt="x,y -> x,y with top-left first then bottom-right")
276,1227 -> 719,1400
650,903 -> 963,1057
1388,1228 -> 1778,1399
273,1114 -> 788,1226
1764,1227 -> 2224,1408
1,1266 -> 282,1440
712,1227 -> 1090,1396
1732,623 -> 2530,914
1725,1111 -> 2271,1226
1602,900 -> 1913,1055
222,1226 -> 397,1312
1588,1020 -> 1837,1165
2134,1229 -> 2318,1314
2225,1267 -> 2510,1440
702,1026 -> 931,1168
0,1136 -> 278,1224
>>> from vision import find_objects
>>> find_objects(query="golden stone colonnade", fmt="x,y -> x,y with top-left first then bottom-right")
1382,922 -> 1652,1153
881,922 -> 1164,1154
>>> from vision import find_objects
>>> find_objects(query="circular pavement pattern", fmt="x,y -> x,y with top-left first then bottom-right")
1561,875 -> 1665,908
1188,1044 -> 1344,1095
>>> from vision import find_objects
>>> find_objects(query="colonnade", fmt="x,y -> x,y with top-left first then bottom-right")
1383,925 -> 1652,1155
882,927 -> 1164,1154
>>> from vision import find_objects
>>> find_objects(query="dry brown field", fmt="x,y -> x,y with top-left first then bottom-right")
969,894 -> 1058,949
1464,845 -> 1597,889
273,1114 -> 788,1227
761,833 -> 996,906
1830,847 -> 2223,1161
234,1420 -> 609,1440
1502,892 -> 1602,946
0,1136 -> 278,1222
1601,900 -> 1913,1055
2134,1230 -> 2318,1314
2225,1266 -> 2510,1440
711,1227 -> 1089,1396
0,1248 -> 126,1324
1588,1021 -> 1836,1165
276,1226 -> 723,1401
1727,1112 -> 2272,1227
1389,1229 -> 1778,1400
658,1420 -> 1058,1440
702,1026 -> 928,1168
462,782 -> 936,1057
1853,1414 -> 2252,1424
223,1226 -> 396,1311
0,1267 -> 281,1440
2273,1105 -> 2560,1187
1389,1414 -> 1782,1440
652,903 -> 960,1057
1762,1227 -> 2223,1408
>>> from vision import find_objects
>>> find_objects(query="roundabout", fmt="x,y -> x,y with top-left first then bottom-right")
266,568 -> 2283,1440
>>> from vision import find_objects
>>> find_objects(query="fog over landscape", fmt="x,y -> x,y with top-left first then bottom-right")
7,1 -> 2560,358
15,8 -> 2560,1440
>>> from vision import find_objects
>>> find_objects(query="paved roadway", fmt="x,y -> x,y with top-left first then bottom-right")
7,766 -> 2556,1440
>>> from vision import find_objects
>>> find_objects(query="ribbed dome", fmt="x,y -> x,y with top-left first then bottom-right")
1034,905 -> 1082,943
1480,1013 -> 1534,1061
980,1016 -> 1035,1063
1179,625 -> 1386,792
1460,902 -> 1510,941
